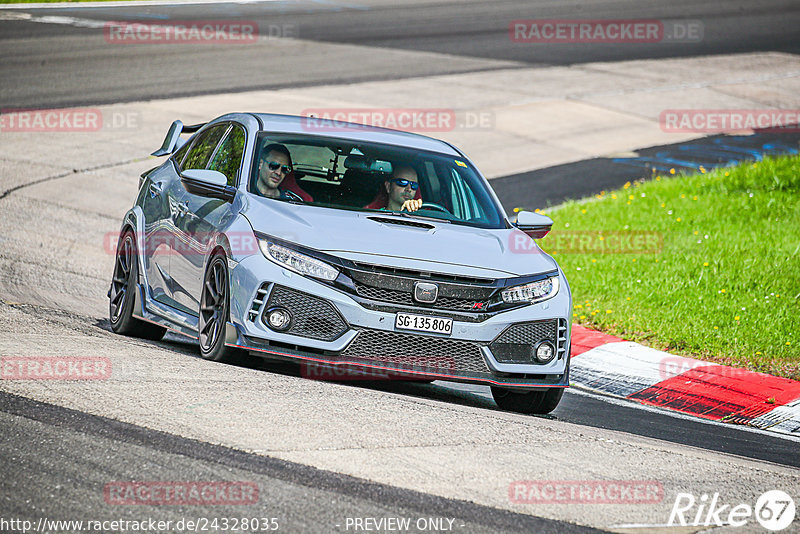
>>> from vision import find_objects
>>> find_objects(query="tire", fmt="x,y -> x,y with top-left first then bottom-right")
109,230 -> 166,341
198,250 -> 242,362
491,386 -> 564,415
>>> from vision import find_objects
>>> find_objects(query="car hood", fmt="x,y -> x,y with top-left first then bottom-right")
243,198 -> 558,278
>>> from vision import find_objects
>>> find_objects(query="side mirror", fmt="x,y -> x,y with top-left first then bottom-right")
180,169 -> 236,202
513,210 -> 553,239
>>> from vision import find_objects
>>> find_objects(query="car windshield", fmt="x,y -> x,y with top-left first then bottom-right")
249,132 -> 506,229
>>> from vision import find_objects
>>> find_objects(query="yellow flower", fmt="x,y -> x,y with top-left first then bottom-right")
703,262 -> 709,266
628,194 -> 634,200
624,181 -> 631,189
699,166 -> 706,174
591,311 -> 598,316
776,294 -> 781,298
660,203 -> 666,208
676,217 -> 681,222
656,176 -> 661,181
734,316 -> 740,321
513,207 -> 521,213
719,289 -> 726,293
611,194 -> 617,200
575,304 -> 583,309
632,258 -> 637,262
713,326 -> 719,330
606,310 -> 612,314
580,315 -> 586,320
581,209 -> 587,214
756,351 -> 762,355
626,297 -> 631,301
787,342 -> 792,346
725,172 -> 730,177
681,194 -> 686,199
627,201 -> 631,205
598,235 -> 604,241
670,168 -> 676,175
534,208 -> 540,213
693,196 -> 698,200
573,313 -> 578,318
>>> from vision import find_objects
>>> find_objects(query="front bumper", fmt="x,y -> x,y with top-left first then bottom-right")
227,254 -> 571,389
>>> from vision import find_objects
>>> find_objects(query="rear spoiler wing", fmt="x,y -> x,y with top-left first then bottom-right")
151,120 -> 206,157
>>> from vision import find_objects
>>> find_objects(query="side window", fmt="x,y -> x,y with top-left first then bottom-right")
208,125 -> 246,187
171,139 -> 191,171
182,125 -> 227,171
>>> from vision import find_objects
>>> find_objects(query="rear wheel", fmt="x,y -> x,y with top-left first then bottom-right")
198,251 -> 242,362
109,230 -> 166,340
491,386 -> 564,415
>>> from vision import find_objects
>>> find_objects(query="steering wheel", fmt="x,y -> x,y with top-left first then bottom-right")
419,202 -> 451,214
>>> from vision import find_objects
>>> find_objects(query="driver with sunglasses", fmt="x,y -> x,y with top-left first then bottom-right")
255,143 -> 305,201
365,164 -> 423,212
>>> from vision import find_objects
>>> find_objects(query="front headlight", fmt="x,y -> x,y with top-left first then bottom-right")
258,240 -> 339,281
501,276 -> 559,304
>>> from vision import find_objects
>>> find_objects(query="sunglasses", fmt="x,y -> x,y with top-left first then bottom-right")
263,161 -> 292,175
390,178 -> 419,190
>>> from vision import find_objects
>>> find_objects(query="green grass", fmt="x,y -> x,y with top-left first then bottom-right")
536,155 -> 800,380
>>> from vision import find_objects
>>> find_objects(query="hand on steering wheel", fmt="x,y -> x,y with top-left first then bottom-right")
399,198 -> 423,212
419,202 -> 451,214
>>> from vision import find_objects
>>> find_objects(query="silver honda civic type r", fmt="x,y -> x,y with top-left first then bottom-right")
109,113 -> 572,414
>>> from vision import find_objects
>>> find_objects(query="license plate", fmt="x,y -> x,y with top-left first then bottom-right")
395,313 -> 453,335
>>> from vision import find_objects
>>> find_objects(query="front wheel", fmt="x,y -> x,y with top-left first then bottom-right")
109,230 -> 166,340
491,386 -> 564,414
198,251 -> 242,362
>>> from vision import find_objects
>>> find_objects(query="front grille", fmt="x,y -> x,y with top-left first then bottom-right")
353,281 -> 484,312
264,285 -> 347,341
490,320 -> 559,363
341,329 -> 489,374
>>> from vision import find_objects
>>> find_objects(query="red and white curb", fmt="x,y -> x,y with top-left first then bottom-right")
569,325 -> 800,436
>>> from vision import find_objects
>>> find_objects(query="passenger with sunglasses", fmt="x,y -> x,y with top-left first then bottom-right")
255,143 -> 311,202
365,164 -> 423,212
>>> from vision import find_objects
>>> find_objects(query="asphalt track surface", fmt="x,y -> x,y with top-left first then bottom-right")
1,0 -> 799,107
1,392 -> 598,534
2,1 -> 800,532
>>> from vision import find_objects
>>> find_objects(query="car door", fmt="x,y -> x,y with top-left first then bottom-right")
164,123 -> 230,314
171,123 -> 246,313
140,140 -> 192,308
